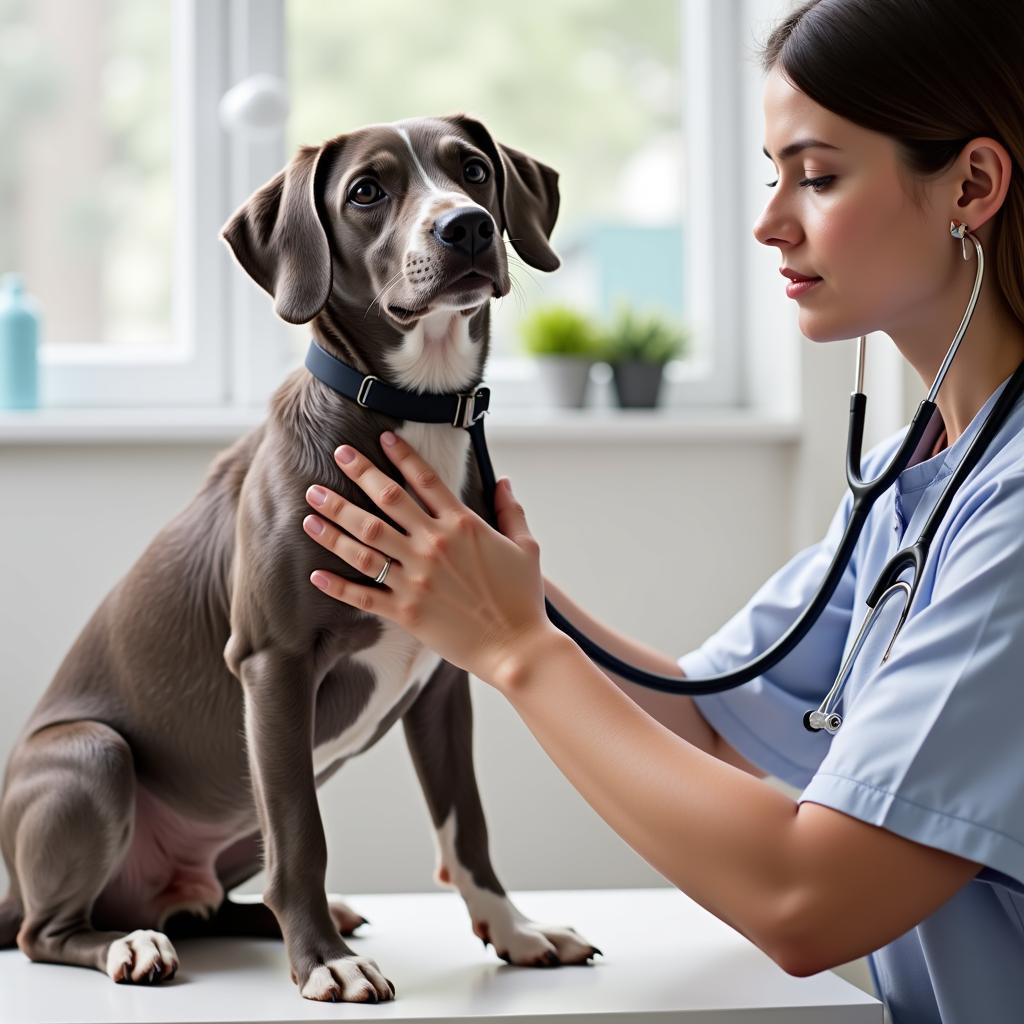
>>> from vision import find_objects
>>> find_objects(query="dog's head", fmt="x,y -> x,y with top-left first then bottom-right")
221,115 -> 560,374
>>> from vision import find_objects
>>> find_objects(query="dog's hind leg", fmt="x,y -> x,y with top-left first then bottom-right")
161,831 -> 369,942
0,721 -> 178,982
402,661 -> 602,968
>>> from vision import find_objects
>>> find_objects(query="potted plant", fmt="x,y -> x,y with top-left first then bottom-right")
598,304 -> 689,408
519,304 -> 603,409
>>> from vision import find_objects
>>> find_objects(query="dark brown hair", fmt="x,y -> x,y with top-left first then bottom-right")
757,0 -> 1024,328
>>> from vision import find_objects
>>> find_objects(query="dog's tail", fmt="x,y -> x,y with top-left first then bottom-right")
0,896 -> 22,948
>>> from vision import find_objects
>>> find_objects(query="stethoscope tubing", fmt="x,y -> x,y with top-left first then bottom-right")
467,228 -> 1021,700
469,391 -> 928,696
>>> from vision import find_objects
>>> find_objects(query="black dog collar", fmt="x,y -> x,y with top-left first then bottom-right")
304,340 -> 491,429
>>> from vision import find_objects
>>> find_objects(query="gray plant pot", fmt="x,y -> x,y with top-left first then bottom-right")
610,360 -> 667,408
535,355 -> 595,408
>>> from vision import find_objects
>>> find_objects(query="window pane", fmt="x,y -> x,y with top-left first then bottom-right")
0,0 -> 173,349
285,0 -> 685,360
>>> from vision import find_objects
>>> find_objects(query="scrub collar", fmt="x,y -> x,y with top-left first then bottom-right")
897,368 -> 1018,498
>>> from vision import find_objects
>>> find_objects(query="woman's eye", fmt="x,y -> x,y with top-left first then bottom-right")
764,175 -> 835,194
348,179 -> 386,206
464,160 -> 489,185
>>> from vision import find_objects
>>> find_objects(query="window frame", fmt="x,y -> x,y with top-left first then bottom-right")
38,0 -> 772,412
39,0 -> 230,407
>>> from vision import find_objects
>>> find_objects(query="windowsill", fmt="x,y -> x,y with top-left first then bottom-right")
0,405 -> 800,446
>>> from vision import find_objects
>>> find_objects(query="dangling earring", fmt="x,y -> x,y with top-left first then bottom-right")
950,219 -> 971,261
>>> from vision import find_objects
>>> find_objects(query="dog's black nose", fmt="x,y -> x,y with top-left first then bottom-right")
433,207 -> 495,258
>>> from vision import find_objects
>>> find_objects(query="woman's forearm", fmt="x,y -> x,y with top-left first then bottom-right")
495,625 -> 802,967
542,577 -> 720,757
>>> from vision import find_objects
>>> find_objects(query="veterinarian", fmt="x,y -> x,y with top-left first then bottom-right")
300,2 -> 1024,1020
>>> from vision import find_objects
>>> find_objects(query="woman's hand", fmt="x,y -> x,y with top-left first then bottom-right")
302,429 -> 555,685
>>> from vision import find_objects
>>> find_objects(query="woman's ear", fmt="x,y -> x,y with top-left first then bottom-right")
952,136 -> 1014,235
447,114 -> 561,272
220,137 -> 345,325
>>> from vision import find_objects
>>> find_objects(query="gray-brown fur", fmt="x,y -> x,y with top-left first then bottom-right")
0,115 -> 583,1002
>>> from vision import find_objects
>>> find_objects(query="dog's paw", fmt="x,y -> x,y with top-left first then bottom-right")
296,953 -> 395,1003
475,918 -> 602,967
106,929 -> 180,984
327,894 -> 369,937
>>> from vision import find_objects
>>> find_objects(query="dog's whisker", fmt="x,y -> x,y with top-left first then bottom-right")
507,265 -> 546,310
364,269 -> 409,321
504,274 -> 528,315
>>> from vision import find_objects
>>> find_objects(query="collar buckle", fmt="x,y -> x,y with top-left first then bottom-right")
356,375 -> 380,408
453,387 -> 490,428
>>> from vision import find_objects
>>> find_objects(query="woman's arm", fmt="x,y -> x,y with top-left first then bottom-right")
542,577 -> 767,779
497,626 -> 980,977
496,625 -> 802,966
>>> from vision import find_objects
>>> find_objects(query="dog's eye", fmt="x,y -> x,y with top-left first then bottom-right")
348,179 -> 386,206
464,160 -> 489,185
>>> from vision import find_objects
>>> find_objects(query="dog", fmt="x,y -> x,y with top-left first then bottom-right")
0,115 -> 600,1003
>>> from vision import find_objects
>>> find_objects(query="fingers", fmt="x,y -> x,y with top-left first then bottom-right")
310,567 -> 396,619
376,431 -> 462,516
305,484 -> 408,560
494,478 -> 538,552
303,511 -> 398,584
332,440 -> 433,529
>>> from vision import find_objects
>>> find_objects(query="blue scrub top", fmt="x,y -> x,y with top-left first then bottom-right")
679,370 -> 1024,1024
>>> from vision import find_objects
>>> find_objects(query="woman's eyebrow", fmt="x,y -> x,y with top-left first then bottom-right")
762,139 -> 841,162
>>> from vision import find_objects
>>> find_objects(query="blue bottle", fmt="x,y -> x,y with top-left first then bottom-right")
0,273 -> 41,410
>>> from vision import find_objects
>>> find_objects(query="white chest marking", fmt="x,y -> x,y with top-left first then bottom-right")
312,631 -> 442,775
384,309 -> 481,396
311,421 -> 470,775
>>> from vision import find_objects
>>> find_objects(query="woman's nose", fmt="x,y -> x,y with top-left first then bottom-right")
752,198 -> 796,249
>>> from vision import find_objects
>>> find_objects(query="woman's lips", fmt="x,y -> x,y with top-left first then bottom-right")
785,276 -> 822,299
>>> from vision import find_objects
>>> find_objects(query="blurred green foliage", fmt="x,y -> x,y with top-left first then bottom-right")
518,303 -> 603,357
596,302 -> 689,363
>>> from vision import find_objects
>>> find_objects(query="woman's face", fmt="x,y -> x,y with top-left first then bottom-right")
754,66 -> 957,346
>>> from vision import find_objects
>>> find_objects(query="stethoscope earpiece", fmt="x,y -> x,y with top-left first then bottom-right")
950,219 -> 973,262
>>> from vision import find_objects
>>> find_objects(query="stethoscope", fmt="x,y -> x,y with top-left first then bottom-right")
304,220 -> 1024,736
514,220 -> 1024,733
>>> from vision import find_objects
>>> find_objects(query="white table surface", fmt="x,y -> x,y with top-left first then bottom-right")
0,887 -> 882,1023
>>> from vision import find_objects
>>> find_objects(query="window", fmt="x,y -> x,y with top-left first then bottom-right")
3,0 -> 173,349
283,0 -> 687,374
2,0 -> 761,410
2,0 -> 228,406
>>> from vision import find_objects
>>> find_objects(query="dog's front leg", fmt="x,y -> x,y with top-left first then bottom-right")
237,648 -> 395,1003
402,660 -> 602,968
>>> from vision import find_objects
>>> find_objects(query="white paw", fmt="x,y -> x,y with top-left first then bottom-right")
299,955 -> 395,1003
327,894 -> 369,936
475,918 -> 602,967
106,929 -> 179,983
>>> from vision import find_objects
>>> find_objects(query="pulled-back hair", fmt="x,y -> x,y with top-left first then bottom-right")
757,0 -> 1024,329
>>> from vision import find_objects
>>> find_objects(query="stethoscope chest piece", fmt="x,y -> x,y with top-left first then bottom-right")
804,709 -> 843,734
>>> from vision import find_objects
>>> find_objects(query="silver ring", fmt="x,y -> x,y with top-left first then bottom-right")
374,556 -> 392,585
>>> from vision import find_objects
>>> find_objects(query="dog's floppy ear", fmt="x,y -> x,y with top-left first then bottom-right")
447,115 -> 561,272
220,138 -> 343,325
